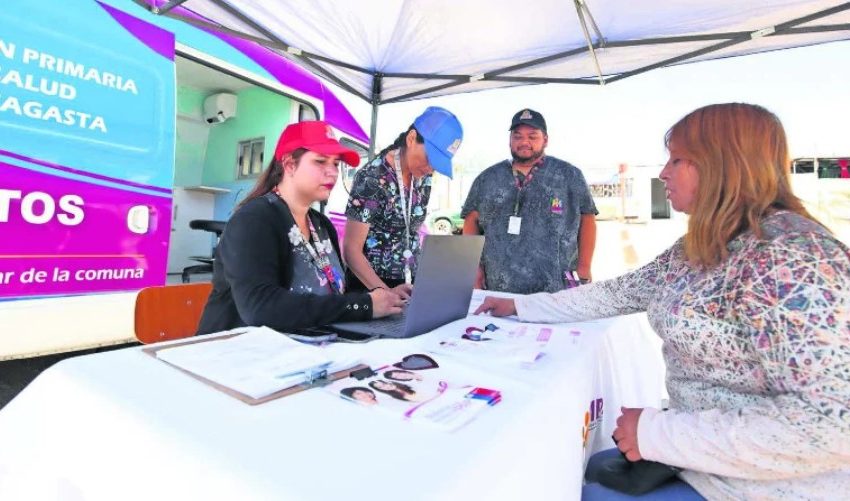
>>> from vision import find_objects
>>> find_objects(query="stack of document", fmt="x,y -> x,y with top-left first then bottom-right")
155,327 -> 361,399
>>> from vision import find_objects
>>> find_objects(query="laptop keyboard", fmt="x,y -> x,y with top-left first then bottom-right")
363,312 -> 408,336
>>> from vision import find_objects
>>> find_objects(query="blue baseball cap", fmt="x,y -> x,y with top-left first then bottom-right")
413,106 -> 463,178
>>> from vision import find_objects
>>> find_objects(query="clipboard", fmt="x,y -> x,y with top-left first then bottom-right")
143,332 -> 370,406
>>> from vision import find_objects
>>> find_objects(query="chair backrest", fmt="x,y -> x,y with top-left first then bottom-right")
189,219 -> 226,237
188,219 -> 227,260
134,282 -> 213,344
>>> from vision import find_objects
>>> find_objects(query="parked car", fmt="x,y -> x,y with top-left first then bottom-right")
427,208 -> 464,234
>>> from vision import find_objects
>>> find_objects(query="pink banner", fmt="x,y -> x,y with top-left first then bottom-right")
0,161 -> 171,298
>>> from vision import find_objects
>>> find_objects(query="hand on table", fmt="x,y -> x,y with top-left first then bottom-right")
474,296 -> 517,317
612,407 -> 644,461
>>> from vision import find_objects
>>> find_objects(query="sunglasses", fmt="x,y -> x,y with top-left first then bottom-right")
393,353 -> 439,371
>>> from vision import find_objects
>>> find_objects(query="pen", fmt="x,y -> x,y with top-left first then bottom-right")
565,271 -> 576,288
275,361 -> 333,380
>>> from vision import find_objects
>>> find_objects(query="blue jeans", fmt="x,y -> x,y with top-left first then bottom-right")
582,449 -> 705,500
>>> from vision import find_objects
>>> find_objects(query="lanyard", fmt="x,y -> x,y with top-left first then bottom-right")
274,188 -> 344,294
511,158 -> 543,216
392,150 -> 416,283
300,215 -> 344,294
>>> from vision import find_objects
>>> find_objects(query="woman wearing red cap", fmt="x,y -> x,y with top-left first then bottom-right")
197,121 -> 405,335
343,107 -> 463,295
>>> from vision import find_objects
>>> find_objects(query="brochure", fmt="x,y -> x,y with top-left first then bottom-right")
326,353 -> 501,432
426,318 -> 556,367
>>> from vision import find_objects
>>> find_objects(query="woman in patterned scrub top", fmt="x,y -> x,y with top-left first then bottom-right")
476,103 -> 850,500
343,107 -> 463,296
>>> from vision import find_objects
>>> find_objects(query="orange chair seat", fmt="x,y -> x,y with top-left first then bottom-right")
134,282 -> 213,344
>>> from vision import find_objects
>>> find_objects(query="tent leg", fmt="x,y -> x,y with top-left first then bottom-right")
368,100 -> 379,161
368,74 -> 383,161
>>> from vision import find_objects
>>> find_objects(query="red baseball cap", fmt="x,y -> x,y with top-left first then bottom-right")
273,120 -> 361,167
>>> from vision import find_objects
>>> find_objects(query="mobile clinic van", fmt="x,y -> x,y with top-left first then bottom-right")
0,0 -> 368,359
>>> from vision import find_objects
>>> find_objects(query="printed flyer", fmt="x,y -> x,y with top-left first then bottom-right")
327,353 -> 501,432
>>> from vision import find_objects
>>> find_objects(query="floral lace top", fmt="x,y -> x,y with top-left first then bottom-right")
345,155 -> 432,282
287,214 -> 345,295
515,211 -> 850,500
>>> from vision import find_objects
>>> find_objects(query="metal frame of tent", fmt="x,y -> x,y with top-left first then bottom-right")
134,0 -> 850,156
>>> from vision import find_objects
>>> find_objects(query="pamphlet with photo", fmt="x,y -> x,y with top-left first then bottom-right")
327,353 -> 501,432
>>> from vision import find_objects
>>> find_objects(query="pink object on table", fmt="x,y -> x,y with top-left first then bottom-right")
838,158 -> 849,179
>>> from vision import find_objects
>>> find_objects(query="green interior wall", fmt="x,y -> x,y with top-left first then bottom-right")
202,87 -> 293,185
177,85 -> 205,117
174,85 -> 208,187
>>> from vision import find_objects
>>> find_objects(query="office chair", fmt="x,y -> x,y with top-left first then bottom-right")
181,219 -> 226,283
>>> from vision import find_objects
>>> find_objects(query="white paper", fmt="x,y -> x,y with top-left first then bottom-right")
507,216 -> 522,234
427,318 -> 553,367
156,327 -> 358,399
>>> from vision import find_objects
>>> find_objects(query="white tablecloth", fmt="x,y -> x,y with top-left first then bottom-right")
0,303 -> 666,501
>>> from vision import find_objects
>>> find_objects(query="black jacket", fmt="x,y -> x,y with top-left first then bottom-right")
197,193 -> 372,335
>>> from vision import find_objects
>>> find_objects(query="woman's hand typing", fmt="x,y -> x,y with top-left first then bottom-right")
369,288 -> 406,318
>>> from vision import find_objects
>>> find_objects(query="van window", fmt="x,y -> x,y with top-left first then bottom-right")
298,103 -> 318,122
339,138 -> 369,193
237,137 -> 265,179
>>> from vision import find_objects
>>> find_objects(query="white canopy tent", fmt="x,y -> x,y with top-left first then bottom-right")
135,0 -> 850,154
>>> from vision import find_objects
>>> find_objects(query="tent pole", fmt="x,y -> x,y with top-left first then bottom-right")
153,0 -> 190,14
579,0 -> 605,45
368,101 -> 379,161
368,74 -> 383,160
574,0 -> 605,85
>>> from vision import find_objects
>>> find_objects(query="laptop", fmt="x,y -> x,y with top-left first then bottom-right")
328,235 -> 484,339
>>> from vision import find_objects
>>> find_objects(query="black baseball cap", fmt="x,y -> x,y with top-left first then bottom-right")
509,108 -> 547,133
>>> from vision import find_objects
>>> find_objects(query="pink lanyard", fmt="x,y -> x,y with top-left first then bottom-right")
274,188 -> 344,294
300,215 -> 344,294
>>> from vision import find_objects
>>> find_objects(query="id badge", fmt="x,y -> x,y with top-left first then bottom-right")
508,216 -> 522,235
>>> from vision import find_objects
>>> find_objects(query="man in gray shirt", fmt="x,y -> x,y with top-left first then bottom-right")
462,109 -> 598,294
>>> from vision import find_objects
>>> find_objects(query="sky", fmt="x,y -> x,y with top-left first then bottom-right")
333,40 -> 850,180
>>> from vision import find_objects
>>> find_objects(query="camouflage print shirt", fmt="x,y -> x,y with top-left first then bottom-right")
461,156 -> 597,294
